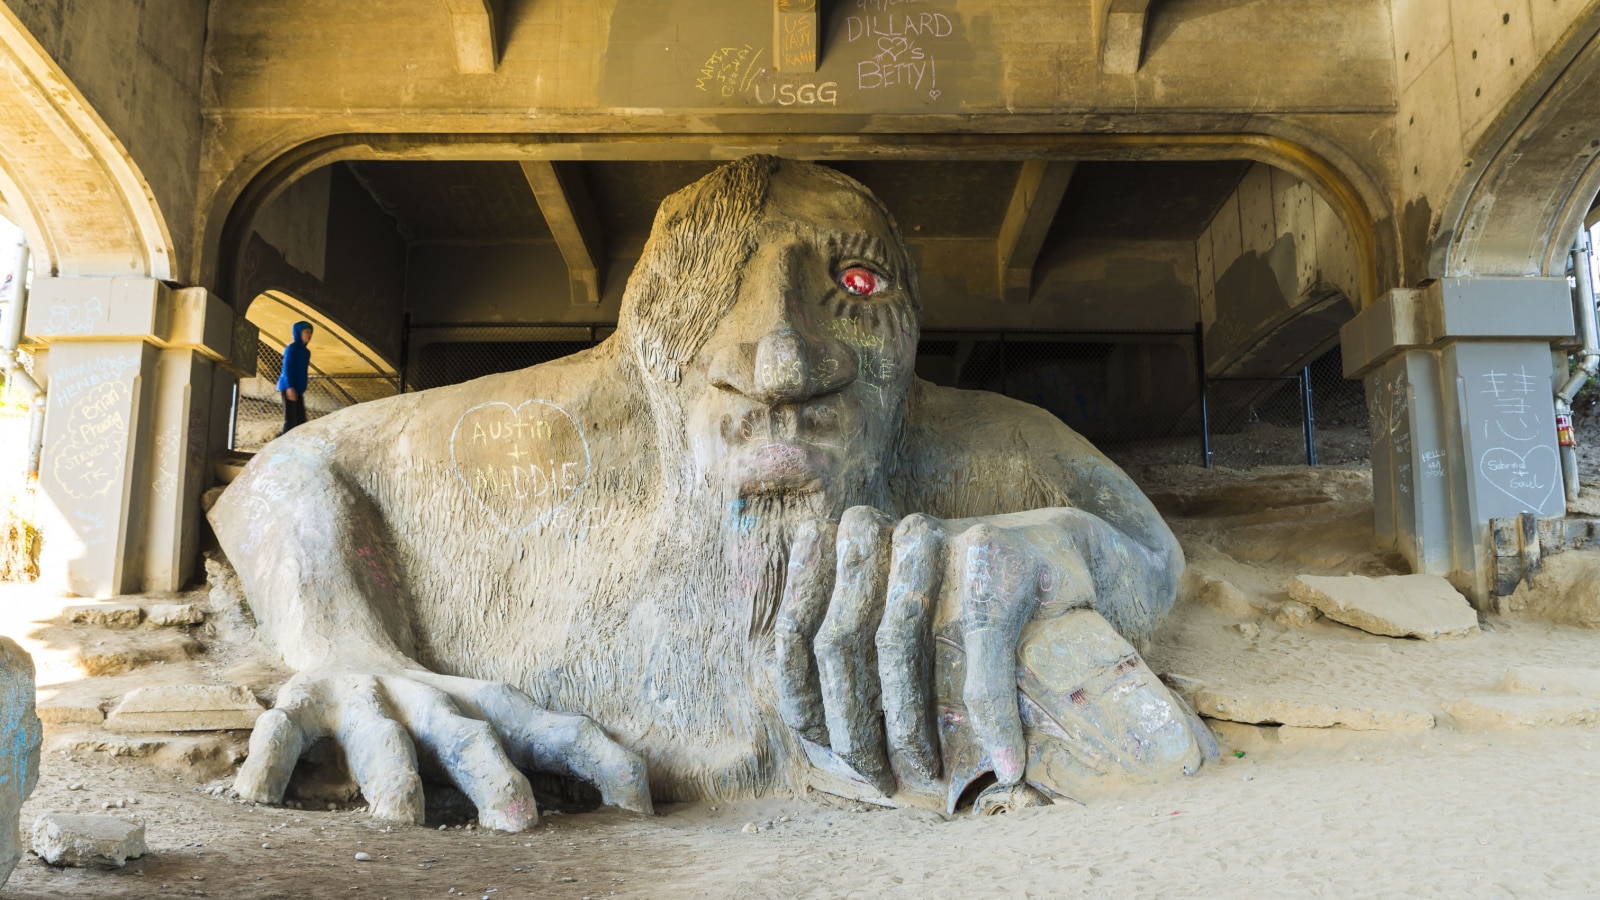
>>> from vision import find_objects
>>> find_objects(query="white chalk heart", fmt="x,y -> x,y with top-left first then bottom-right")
449,399 -> 590,533
876,36 -> 909,61
929,89 -> 941,99
1478,445 -> 1559,516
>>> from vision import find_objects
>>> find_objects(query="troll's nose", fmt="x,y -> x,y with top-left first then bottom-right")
708,327 -> 856,404
753,328 -> 810,403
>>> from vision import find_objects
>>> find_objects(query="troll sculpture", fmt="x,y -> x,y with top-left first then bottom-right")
210,156 -> 1209,829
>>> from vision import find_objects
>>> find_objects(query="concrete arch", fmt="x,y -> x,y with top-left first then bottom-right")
200,130 -> 1392,312
1433,5 -> 1600,278
244,289 -> 398,379
1209,284 -> 1354,378
0,5 -> 174,279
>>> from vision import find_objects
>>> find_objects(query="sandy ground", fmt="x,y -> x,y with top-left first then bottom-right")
5,466 -> 1600,897
3,728 -> 1598,899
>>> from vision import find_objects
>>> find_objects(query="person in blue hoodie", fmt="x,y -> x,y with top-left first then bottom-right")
277,321 -> 313,434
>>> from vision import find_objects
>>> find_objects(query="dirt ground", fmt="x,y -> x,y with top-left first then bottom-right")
5,727 -> 1599,899
6,465 -> 1600,897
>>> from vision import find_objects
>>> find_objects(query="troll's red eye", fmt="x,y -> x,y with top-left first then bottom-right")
837,266 -> 881,297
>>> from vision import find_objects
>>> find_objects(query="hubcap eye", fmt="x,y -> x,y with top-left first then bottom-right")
837,266 -> 881,297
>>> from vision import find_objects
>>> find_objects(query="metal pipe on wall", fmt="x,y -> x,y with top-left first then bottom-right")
1557,230 -> 1600,503
0,240 -> 45,482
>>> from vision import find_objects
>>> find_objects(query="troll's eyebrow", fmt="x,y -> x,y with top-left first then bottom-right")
823,231 -> 895,270
752,221 -> 901,272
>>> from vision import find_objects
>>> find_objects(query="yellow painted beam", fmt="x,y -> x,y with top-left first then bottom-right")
520,161 -> 607,306
775,0 -> 819,74
443,0 -> 503,74
996,161 -> 1076,304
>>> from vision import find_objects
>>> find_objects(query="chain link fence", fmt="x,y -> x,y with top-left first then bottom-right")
260,320 -> 1375,471
1197,345 -> 1371,469
914,330 -> 1205,451
402,324 -> 615,392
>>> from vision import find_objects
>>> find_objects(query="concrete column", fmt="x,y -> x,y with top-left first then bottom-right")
1342,277 -> 1575,605
26,278 -> 254,597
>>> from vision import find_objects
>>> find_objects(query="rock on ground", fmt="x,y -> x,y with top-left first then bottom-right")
106,685 -> 264,732
144,602 -> 205,627
1195,578 -> 1256,617
30,814 -> 146,867
1288,574 -> 1480,641
0,638 -> 41,888
1272,601 -> 1320,628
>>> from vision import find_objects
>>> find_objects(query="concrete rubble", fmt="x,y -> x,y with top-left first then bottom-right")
145,602 -> 205,627
1288,574 -> 1480,641
0,639 -> 42,888
106,685 -> 264,732
1272,600 -> 1320,628
66,604 -> 143,629
31,814 -> 146,867
1195,578 -> 1257,617
74,631 -> 202,677
35,697 -> 104,725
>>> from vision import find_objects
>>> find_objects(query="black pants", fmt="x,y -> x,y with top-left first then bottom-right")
281,392 -> 307,434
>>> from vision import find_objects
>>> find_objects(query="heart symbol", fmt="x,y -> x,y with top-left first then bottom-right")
876,36 -> 909,62
450,399 -> 590,533
929,89 -> 941,99
1478,445 -> 1559,516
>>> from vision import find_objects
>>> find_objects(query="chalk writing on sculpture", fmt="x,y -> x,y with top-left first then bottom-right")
449,399 -> 591,534
210,157 -> 1196,832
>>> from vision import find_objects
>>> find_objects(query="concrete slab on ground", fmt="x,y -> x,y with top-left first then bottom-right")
106,685 -> 262,732
1445,694 -> 1600,730
1288,574 -> 1480,640
1169,676 -> 1436,731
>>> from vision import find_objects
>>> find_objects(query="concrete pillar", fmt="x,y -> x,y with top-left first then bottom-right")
1342,277 -> 1575,605
25,278 -> 255,597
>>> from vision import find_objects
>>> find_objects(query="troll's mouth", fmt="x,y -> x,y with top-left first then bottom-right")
729,440 -> 829,495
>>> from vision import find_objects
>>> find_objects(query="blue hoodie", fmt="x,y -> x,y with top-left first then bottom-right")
277,321 -> 312,393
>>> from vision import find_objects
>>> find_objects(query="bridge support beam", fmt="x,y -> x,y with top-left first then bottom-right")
26,278 -> 255,596
1342,278 -> 1573,607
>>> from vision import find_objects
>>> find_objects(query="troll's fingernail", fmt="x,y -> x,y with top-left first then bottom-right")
993,746 -> 1023,784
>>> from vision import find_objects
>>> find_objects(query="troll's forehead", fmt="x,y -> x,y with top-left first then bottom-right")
620,156 -> 916,383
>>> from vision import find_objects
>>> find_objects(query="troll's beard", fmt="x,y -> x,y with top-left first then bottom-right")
621,471 -> 890,802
